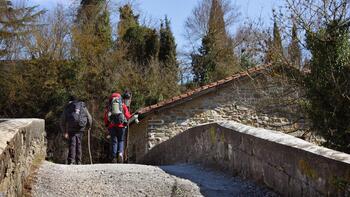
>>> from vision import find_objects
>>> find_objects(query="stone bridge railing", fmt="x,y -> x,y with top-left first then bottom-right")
141,121 -> 350,196
0,119 -> 46,196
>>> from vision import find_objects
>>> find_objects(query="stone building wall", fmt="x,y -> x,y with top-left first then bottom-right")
129,73 -> 309,163
0,119 -> 46,197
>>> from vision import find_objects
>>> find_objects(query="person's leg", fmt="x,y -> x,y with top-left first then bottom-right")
116,127 -> 126,163
110,127 -> 118,162
67,132 -> 76,164
76,132 -> 83,165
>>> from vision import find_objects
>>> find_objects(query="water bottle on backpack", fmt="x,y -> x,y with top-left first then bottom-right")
108,94 -> 126,124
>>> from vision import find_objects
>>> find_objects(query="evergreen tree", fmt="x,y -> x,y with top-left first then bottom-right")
192,0 -> 239,85
118,5 -> 159,66
192,33 -> 216,84
272,18 -> 283,54
208,0 -> 228,43
158,16 -> 179,93
95,9 -> 112,48
288,20 -> 301,68
265,14 -> 283,64
116,5 -> 180,110
122,26 -> 159,66
0,0 -> 44,58
73,0 -> 114,133
0,0 -> 44,117
159,16 -> 177,69
77,0 -> 111,49
305,20 -> 350,153
117,4 -> 139,39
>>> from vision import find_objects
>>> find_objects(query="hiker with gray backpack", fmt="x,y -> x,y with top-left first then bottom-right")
60,95 -> 92,165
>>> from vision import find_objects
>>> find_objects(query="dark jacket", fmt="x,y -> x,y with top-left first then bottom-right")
60,100 -> 92,132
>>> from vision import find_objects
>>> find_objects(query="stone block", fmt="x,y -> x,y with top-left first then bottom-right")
148,119 -> 165,125
154,133 -> 166,138
0,119 -> 46,197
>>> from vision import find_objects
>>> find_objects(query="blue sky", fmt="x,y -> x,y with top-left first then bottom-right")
27,0 -> 282,50
137,0 -> 282,49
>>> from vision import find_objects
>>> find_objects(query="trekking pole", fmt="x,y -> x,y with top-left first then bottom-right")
123,123 -> 129,163
124,113 -> 139,163
88,128 -> 93,164
126,123 -> 129,162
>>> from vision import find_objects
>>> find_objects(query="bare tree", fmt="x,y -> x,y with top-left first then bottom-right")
23,4 -> 72,60
233,20 -> 270,66
281,0 -> 350,41
184,0 -> 240,51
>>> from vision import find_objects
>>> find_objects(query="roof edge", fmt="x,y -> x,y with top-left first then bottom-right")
137,64 -> 273,116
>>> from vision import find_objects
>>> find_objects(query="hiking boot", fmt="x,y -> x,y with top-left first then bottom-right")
111,158 -> 118,163
68,160 -> 75,165
117,153 -> 123,163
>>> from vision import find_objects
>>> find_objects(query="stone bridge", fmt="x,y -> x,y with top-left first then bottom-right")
1,119 -> 350,196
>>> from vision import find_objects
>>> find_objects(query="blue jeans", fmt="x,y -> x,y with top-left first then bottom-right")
109,127 -> 126,158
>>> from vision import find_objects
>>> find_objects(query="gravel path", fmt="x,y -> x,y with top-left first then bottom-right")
32,161 -> 277,197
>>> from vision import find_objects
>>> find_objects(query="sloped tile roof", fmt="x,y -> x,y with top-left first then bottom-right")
137,64 -> 273,115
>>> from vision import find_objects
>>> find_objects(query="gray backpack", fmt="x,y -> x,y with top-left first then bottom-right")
66,101 -> 88,130
108,97 -> 126,124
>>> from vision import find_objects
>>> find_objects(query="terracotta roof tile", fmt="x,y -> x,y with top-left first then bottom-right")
137,64 -> 273,115
180,94 -> 188,98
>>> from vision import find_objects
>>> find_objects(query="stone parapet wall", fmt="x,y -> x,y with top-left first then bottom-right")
142,121 -> 350,197
0,119 -> 46,197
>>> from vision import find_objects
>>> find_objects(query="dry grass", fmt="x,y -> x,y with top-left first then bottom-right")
23,154 -> 45,197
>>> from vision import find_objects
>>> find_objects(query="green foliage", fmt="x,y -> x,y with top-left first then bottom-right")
0,59 -> 79,126
305,19 -> 350,153
73,1 -> 115,102
117,4 -> 139,38
240,53 -> 256,69
95,9 -> 112,49
191,0 -> 239,85
77,0 -> 112,51
0,2 -> 181,163
208,0 -> 227,40
265,16 -> 283,64
117,5 -> 160,67
0,0 -> 44,57
159,16 -> 177,69
159,16 -> 178,90
192,33 -> 217,84
272,18 -> 283,54
117,7 -> 179,110
288,21 -> 301,68
116,60 -> 179,112
122,26 -> 159,66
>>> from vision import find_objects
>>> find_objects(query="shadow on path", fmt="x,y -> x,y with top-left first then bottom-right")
160,164 -> 278,197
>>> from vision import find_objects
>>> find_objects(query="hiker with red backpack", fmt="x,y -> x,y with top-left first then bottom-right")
60,95 -> 92,165
104,90 -> 133,163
